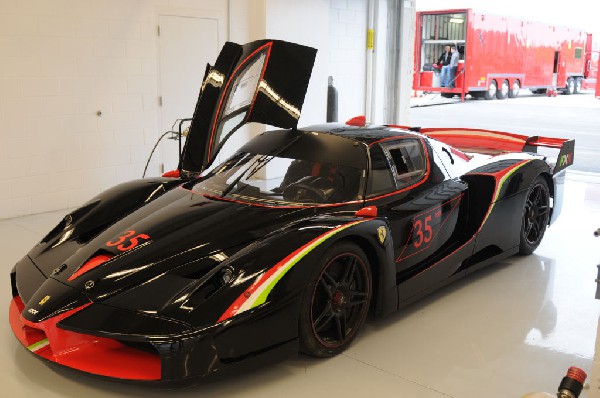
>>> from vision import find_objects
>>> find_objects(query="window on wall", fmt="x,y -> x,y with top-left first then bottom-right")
381,139 -> 427,188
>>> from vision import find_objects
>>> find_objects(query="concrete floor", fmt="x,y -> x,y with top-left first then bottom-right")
1,171 -> 599,397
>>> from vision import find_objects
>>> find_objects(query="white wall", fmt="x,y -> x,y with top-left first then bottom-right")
265,0 -> 330,127
0,0 -> 410,219
328,0 -> 368,123
0,0 -> 228,219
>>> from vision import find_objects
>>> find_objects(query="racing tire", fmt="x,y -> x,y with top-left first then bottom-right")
573,77 -> 582,94
508,80 -> 520,98
518,176 -> 551,255
496,80 -> 509,99
564,77 -> 574,95
485,80 -> 497,100
299,241 -> 372,357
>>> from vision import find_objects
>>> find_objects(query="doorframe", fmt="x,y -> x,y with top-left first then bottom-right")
154,6 -> 226,173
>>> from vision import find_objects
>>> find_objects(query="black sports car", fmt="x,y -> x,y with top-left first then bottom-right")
9,39 -> 574,382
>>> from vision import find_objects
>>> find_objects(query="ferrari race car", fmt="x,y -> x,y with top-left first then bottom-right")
9,39 -> 574,382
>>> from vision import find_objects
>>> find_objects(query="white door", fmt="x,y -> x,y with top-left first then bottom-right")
158,15 -> 219,173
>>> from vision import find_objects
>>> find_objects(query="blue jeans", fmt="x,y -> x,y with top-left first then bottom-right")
440,65 -> 451,87
447,67 -> 457,88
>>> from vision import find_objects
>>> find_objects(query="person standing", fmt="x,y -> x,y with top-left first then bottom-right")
445,45 -> 460,88
438,45 -> 452,87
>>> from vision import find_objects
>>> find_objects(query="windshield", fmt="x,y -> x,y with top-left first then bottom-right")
193,152 -> 363,206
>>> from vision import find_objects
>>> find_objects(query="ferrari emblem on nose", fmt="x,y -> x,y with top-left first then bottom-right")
377,226 -> 386,244
38,295 -> 50,306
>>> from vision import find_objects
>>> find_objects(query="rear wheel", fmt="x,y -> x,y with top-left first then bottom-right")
508,80 -> 520,98
485,80 -> 497,100
574,77 -> 582,94
497,80 -> 509,99
519,176 -> 550,255
299,242 -> 371,357
564,77 -> 575,95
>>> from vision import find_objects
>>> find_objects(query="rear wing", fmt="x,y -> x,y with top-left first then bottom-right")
417,127 -> 575,175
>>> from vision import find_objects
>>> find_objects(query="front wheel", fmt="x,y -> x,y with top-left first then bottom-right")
299,241 -> 372,357
519,176 -> 551,255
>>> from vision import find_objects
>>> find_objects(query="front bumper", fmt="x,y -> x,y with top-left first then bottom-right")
9,295 -> 162,380
9,290 -> 301,382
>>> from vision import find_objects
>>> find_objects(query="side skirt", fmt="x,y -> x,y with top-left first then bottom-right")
395,246 -> 519,311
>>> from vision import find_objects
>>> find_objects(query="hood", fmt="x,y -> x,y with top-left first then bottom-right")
180,39 -> 317,175
25,187 -> 312,318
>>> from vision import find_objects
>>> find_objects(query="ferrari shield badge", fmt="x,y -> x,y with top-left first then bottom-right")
377,226 -> 386,245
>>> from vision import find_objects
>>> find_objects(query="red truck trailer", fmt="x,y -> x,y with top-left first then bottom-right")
582,33 -> 598,91
413,9 -> 596,101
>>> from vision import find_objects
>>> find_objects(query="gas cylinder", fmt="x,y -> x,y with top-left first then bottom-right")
521,367 -> 587,398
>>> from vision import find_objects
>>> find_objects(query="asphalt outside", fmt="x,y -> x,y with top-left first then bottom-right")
410,90 -> 600,174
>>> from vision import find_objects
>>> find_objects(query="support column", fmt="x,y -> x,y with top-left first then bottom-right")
384,0 -> 416,124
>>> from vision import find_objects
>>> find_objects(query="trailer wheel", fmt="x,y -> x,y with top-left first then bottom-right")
496,80 -> 509,99
573,78 -> 582,94
564,77 -> 574,95
485,80 -> 497,100
508,80 -> 520,98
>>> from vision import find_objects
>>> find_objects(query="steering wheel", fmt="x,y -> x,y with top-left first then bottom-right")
283,176 -> 335,203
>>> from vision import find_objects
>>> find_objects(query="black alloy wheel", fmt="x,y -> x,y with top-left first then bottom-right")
519,176 -> 550,255
299,242 -> 371,357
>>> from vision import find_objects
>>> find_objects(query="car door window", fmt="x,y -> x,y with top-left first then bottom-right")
366,144 -> 396,197
213,51 -> 267,156
381,139 -> 427,188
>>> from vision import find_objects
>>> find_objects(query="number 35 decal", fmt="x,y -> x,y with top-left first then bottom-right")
106,230 -> 150,251
413,215 -> 433,248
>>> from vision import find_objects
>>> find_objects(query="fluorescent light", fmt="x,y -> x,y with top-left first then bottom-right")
449,18 -> 464,23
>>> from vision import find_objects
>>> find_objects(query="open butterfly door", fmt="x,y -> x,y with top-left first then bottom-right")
179,40 -> 317,176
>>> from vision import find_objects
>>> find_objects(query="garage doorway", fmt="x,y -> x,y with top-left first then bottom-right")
158,14 -> 219,172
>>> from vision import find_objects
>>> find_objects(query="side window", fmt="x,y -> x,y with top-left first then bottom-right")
381,139 -> 427,188
366,144 -> 396,197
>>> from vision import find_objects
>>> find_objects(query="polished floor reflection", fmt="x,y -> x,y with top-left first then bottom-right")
1,172 -> 598,397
